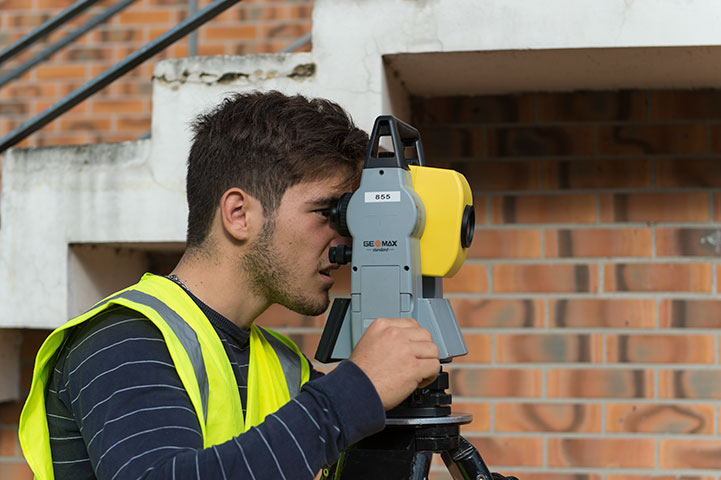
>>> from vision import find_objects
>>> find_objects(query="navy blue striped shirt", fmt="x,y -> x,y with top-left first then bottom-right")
45,291 -> 384,479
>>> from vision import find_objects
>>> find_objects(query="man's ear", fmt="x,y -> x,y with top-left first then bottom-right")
219,187 -> 262,242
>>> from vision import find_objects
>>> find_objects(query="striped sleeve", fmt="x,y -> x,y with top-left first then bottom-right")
48,307 -> 385,479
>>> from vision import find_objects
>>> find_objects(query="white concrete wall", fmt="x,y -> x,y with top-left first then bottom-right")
3,0 -> 721,332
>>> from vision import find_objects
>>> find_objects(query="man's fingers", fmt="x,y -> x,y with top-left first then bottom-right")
410,340 -> 439,359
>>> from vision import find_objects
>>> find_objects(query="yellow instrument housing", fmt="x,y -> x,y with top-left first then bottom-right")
410,165 -> 473,278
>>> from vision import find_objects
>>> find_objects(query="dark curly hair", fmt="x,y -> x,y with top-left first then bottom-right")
185,91 -> 368,249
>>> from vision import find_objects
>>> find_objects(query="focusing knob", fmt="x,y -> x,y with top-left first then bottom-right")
329,245 -> 352,265
330,192 -> 353,238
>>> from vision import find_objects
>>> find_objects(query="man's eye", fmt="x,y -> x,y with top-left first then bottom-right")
315,209 -> 331,218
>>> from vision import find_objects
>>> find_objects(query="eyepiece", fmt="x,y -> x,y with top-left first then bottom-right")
330,192 -> 353,237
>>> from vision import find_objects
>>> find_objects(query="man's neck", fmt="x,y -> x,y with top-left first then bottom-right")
169,252 -> 268,330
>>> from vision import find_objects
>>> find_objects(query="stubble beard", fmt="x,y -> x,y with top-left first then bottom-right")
243,218 -> 330,316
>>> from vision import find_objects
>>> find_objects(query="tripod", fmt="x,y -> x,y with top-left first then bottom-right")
321,370 -> 518,480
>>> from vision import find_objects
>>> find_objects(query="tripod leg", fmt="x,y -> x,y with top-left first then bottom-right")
409,451 -> 432,480
440,436 -> 494,480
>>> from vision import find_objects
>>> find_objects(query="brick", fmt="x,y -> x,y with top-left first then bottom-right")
34,64 -> 87,80
660,439 -> 721,469
657,228 -> 721,257
710,125 -> 721,154
411,94 -> 535,125
468,229 -> 542,259
91,99 -> 146,114
452,334 -> 492,363
9,84 -> 56,98
452,401 -> 490,431
198,43 -> 233,57
546,228 -> 652,258
0,427 -> 17,456
548,369 -> 653,398
21,330 -> 50,364
450,298 -> 544,328
0,463 -> 32,480
443,263 -> 488,293
444,160 -> 541,191
493,264 -> 598,293
715,193 -> 721,222
0,400 -> 23,425
660,370 -> 721,399
237,5 -> 284,21
496,402 -> 601,433
117,9 -> 173,24
263,21 -> 311,39
519,475 -> 601,480
419,127 -> 483,158
607,403 -> 713,434
98,26 -> 144,43
607,476 -> 713,480
63,46 -> 114,63
660,299 -> 721,328
37,133 -> 94,146
537,90 -> 646,122
0,101 -> 27,115
549,438 -> 655,468
496,334 -> 602,363
449,368 -> 542,397
491,194 -> 597,224
598,124 -> 707,155
202,24 -> 258,41
467,436 -> 543,467
657,158 -> 721,188
117,116 -> 152,131
59,118 -> 112,132
473,194 -> 487,225
604,263 -> 712,293
544,159 -> 651,189
1,0 -> 41,10
487,126 -> 594,157
607,335 -> 714,364
600,193 -> 710,222
551,298 -> 655,328
649,89 -> 721,120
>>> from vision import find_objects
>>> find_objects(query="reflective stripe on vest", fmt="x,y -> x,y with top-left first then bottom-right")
19,273 -> 311,480
92,289 -> 211,420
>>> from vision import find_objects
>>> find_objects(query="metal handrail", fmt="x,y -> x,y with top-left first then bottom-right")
0,0 -> 105,66
0,0 -> 242,153
0,0 -> 138,88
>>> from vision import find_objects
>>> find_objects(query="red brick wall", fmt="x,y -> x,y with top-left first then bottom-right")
405,90 -> 721,478
0,0 -> 312,148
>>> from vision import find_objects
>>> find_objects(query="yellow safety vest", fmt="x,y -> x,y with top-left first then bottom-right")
19,273 -> 310,480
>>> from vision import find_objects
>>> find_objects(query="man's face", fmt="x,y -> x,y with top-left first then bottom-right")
243,173 -> 351,316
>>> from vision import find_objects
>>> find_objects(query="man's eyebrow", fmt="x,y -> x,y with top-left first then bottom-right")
306,195 -> 341,207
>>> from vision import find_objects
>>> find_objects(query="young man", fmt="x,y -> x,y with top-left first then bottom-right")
20,91 -> 440,479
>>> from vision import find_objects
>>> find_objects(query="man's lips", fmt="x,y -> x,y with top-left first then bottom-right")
319,264 -> 339,278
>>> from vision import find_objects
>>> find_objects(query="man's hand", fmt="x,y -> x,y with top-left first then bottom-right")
348,318 -> 440,410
